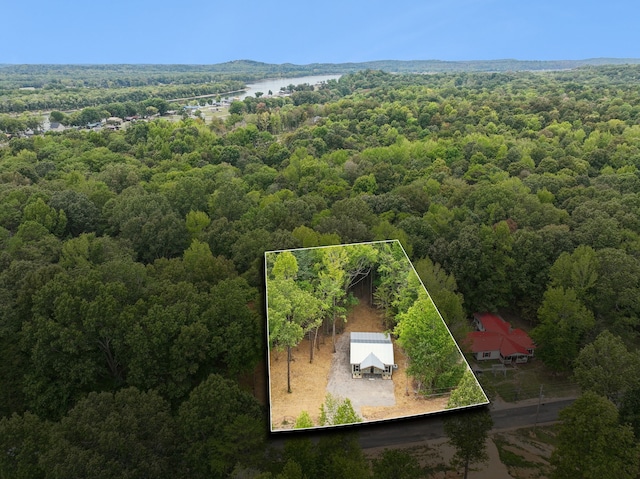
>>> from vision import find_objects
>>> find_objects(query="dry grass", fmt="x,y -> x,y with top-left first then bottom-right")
268,298 -> 454,429
268,333 -> 335,427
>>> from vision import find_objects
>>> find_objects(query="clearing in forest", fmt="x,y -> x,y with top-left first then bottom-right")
265,241 -> 488,432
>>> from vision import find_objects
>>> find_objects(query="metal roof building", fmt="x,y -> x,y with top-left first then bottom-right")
467,313 -> 536,364
350,332 -> 395,379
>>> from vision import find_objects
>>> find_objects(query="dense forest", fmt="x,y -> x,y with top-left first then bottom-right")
2,63 -> 640,477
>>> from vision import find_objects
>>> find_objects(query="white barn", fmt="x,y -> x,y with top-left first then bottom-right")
350,332 -> 395,379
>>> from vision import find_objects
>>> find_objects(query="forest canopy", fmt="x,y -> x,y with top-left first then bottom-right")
2,62 -> 640,476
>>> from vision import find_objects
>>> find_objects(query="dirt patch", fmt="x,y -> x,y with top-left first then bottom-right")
491,427 -> 556,479
239,359 -> 268,405
362,425 -> 556,479
364,437 -> 514,479
268,333 -> 335,428
268,299 -> 454,430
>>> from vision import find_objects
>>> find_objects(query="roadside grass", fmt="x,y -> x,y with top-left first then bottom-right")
493,437 -> 540,469
202,107 -> 229,121
516,425 -> 559,448
159,105 -> 229,125
404,444 -> 450,477
474,359 -> 579,403
491,426 -> 557,479
365,443 -> 449,477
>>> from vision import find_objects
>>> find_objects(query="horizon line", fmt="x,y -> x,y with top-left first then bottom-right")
2,57 -> 640,67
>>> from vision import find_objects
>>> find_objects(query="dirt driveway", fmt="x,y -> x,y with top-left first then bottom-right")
326,331 -> 396,417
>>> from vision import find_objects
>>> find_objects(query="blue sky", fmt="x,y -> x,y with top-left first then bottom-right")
3,0 -> 639,64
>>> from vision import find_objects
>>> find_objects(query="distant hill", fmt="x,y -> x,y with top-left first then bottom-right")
2,59 -> 640,94
2,58 -> 640,76
341,58 -> 640,73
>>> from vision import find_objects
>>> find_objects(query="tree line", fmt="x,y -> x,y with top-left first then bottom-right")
0,80 -> 245,113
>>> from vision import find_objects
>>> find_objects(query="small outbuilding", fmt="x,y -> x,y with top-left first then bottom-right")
350,332 -> 395,379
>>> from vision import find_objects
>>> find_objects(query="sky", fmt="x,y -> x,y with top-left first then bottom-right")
2,0 -> 639,64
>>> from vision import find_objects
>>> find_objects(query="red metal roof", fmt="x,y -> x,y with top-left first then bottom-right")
468,313 -> 535,357
475,313 -> 511,335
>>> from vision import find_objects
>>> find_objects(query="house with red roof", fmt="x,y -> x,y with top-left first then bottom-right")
466,313 -> 536,364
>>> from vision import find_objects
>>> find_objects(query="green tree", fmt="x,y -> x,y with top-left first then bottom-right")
352,173 -> 378,195
178,374 -> 265,479
121,281 -> 214,402
229,100 -> 245,115
268,251 -> 322,392
530,287 -> 595,371
49,190 -> 100,237
316,246 -> 348,354
5,220 -> 62,264
551,392 -> 640,479
183,239 -> 236,289
443,409 -> 493,479
394,292 -> 465,394
373,241 -> 412,324
40,388 -> 180,479
343,242 -> 379,293
294,410 -> 314,429
549,245 -> 599,303
319,393 -> 362,426
510,226 -> 573,319
446,369 -> 488,409
620,384 -> 640,439
49,110 -> 65,123
572,330 -> 640,404
448,221 -> 514,312
315,433 -> 370,479
593,248 -> 640,333
185,210 -> 211,240
203,277 -> 262,377
413,256 -> 466,340
145,105 -> 159,117
276,460 -> 304,479
0,412 -> 50,479
371,448 -> 423,479
316,198 -> 376,243
104,187 -> 188,262
21,269 -> 128,419
292,225 -> 322,248
281,437 -> 318,478
208,177 -> 251,222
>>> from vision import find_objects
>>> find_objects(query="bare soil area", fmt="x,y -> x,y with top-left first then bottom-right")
268,299 -> 452,430
364,426 -> 557,479
364,436 -> 514,479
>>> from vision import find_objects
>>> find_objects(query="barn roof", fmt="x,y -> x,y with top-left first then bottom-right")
350,332 -> 395,367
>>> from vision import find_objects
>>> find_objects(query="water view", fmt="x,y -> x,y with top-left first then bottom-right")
238,74 -> 342,99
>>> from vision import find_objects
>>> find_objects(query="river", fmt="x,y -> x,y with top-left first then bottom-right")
35,74 -> 343,131
238,74 -> 342,100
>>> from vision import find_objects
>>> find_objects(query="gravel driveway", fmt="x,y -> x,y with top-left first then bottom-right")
326,332 -> 396,416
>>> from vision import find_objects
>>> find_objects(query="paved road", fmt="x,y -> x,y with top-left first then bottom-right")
358,398 -> 574,449
268,397 -> 575,453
